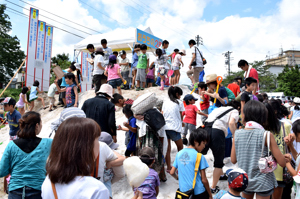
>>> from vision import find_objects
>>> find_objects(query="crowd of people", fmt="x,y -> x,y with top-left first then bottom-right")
0,37 -> 300,199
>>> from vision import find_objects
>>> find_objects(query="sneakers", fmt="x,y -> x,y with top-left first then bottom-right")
219,174 -> 228,181
182,137 -> 188,145
136,87 -> 141,91
211,186 -> 220,194
141,87 -> 144,90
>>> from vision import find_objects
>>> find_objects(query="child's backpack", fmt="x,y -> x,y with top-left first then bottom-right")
225,87 -> 236,102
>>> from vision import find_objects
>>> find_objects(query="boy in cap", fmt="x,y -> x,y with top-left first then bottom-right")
119,50 -> 130,90
182,94 -> 208,145
3,97 -> 21,140
214,168 -> 248,199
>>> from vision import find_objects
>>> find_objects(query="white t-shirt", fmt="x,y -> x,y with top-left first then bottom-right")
97,141 -> 117,182
103,47 -> 113,66
120,57 -> 130,72
47,83 -> 57,97
172,54 -> 182,67
155,55 -> 169,70
205,107 -> 239,136
157,125 -> 168,157
190,46 -> 204,68
93,55 -> 105,75
162,99 -> 185,132
42,176 -> 109,199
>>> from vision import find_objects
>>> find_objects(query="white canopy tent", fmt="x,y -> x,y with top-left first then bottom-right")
74,27 -> 157,55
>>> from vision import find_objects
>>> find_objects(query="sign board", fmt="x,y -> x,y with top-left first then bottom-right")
35,20 -> 46,90
135,28 -> 162,49
52,66 -> 64,80
80,52 -> 93,92
43,25 -> 53,91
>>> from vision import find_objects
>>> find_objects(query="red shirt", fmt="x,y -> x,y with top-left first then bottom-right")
200,94 -> 210,110
183,104 -> 199,125
227,83 -> 240,97
249,68 -> 259,92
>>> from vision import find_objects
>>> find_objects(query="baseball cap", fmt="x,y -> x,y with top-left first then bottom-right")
2,97 -> 16,106
109,55 -> 117,62
95,47 -> 103,53
99,131 -> 119,150
139,147 -> 155,159
226,168 -> 248,192
183,94 -> 198,102
119,50 -> 126,56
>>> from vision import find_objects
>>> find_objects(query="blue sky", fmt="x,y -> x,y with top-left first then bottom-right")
1,0 -> 299,79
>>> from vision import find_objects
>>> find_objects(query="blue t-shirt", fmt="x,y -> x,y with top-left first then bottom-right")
6,110 -> 21,136
215,86 -> 228,108
214,190 -> 245,199
0,138 -> 52,191
60,70 -> 68,87
127,116 -> 137,151
291,106 -> 300,123
173,148 -> 209,195
132,50 -> 139,67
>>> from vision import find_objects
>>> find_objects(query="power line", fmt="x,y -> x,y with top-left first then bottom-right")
5,0 -> 93,36
19,0 -> 103,34
5,6 -> 85,39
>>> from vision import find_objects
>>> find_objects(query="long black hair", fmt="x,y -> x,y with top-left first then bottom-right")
21,86 -> 29,94
168,86 -> 183,104
264,102 -> 281,134
108,59 -> 117,69
156,48 -> 163,59
243,100 -> 268,127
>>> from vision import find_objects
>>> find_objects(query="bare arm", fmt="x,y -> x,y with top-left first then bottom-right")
201,169 -> 212,199
73,86 -> 78,107
170,166 -> 176,175
241,101 -> 245,119
54,81 -> 66,92
155,186 -> 159,197
231,138 -> 237,164
269,133 -> 286,167
106,151 -> 125,168
22,94 -> 30,105
36,87 -> 44,94
97,62 -> 105,70
117,68 -> 124,81
196,110 -> 208,117
189,53 -> 196,67
229,117 -> 237,136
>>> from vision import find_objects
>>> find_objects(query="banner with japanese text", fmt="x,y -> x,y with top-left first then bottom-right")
43,25 -> 53,91
80,52 -> 93,92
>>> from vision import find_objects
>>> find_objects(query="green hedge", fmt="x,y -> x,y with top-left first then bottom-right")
0,88 -> 22,101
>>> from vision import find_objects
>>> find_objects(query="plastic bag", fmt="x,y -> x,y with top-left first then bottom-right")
123,156 -> 149,187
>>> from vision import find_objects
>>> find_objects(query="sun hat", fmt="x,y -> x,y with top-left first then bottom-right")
74,63 -> 81,70
206,74 -> 218,84
179,49 -> 186,55
99,131 -> 119,150
95,47 -> 103,53
109,55 -> 117,62
294,97 -> 300,104
119,50 -> 126,56
96,84 -> 113,98
226,168 -> 248,192
183,94 -> 198,102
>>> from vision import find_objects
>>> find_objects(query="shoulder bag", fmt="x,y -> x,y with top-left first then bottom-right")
191,47 -> 207,66
175,153 -> 202,199
282,122 -> 294,183
258,131 -> 277,173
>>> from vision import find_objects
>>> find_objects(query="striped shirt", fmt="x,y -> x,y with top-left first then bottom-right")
235,129 -> 277,192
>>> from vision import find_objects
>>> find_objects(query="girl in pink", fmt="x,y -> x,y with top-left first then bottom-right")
105,55 -> 125,95
16,87 -> 30,115
146,65 -> 155,88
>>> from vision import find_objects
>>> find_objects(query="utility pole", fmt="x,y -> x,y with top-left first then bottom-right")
223,51 -> 233,75
195,35 -> 203,47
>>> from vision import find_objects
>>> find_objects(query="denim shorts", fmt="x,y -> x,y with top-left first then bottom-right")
9,186 -> 41,199
166,130 -> 181,141
243,189 -> 274,197
146,78 -> 155,84
108,78 -> 123,89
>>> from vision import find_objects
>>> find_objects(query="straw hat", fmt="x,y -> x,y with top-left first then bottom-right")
206,74 -> 218,84
96,84 -> 113,98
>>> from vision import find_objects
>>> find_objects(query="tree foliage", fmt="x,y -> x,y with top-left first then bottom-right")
222,71 -> 244,86
50,53 -> 71,84
0,5 -> 26,84
276,65 -> 300,97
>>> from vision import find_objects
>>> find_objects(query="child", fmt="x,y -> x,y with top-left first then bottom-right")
182,94 -> 209,145
3,97 -> 21,140
48,79 -> 58,112
105,55 -> 125,95
29,80 -> 47,111
131,44 -> 140,89
146,64 -> 155,88
240,77 -> 258,117
113,51 -> 119,63
198,82 -> 210,123
119,50 -> 130,90
170,128 -> 212,199
133,147 -> 160,199
214,168 -> 248,199
136,44 -> 149,91
16,86 -> 30,115
119,105 -> 137,158
55,73 -> 78,108
111,93 -> 134,108
101,39 -> 113,67
171,49 -> 185,85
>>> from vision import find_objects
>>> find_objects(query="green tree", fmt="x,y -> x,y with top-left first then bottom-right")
222,71 -> 244,86
0,5 -> 25,84
276,65 -> 300,96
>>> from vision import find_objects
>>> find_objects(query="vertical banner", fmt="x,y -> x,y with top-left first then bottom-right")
25,8 -> 39,87
43,26 -> 53,91
35,21 -> 46,90
80,52 -> 93,92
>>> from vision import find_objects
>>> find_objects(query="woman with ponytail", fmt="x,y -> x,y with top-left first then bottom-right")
0,112 -> 52,199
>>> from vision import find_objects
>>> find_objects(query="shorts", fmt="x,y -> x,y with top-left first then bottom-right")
201,108 -> 208,123
48,97 -> 55,105
192,190 -> 209,199
187,67 -> 203,83
136,68 -> 146,82
202,128 -> 225,168
121,71 -> 130,86
166,130 -> 181,142
158,67 -> 167,76
125,131 -> 130,146
125,149 -> 135,157
277,181 -> 286,188
108,78 -> 123,89
9,135 -> 18,141
28,96 -> 38,102
172,65 -> 179,71
146,78 -> 154,84
182,123 -> 196,137
243,189 -> 274,197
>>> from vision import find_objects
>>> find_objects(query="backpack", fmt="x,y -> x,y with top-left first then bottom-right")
144,108 -> 166,131
225,87 -> 236,102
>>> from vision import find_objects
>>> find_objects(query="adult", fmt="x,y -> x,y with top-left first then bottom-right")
0,112 -> 52,198
289,97 -> 300,122
201,100 -> 240,193
204,74 -> 228,108
42,118 -> 109,199
227,79 -> 240,97
238,59 -> 259,95
82,84 -> 117,142
187,39 -> 204,85
93,47 -> 107,94
101,39 -> 113,67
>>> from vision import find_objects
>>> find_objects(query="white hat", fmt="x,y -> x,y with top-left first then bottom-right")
294,97 -> 300,104
74,63 -> 81,70
179,49 -> 186,55
96,84 -> 113,98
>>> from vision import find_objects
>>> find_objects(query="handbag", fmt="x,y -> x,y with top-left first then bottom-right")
175,153 -> 202,199
191,47 -> 207,66
258,131 -> 277,173
282,122 -> 294,183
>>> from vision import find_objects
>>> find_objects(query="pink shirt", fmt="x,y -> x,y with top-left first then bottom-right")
183,104 -> 199,125
106,64 -> 121,81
